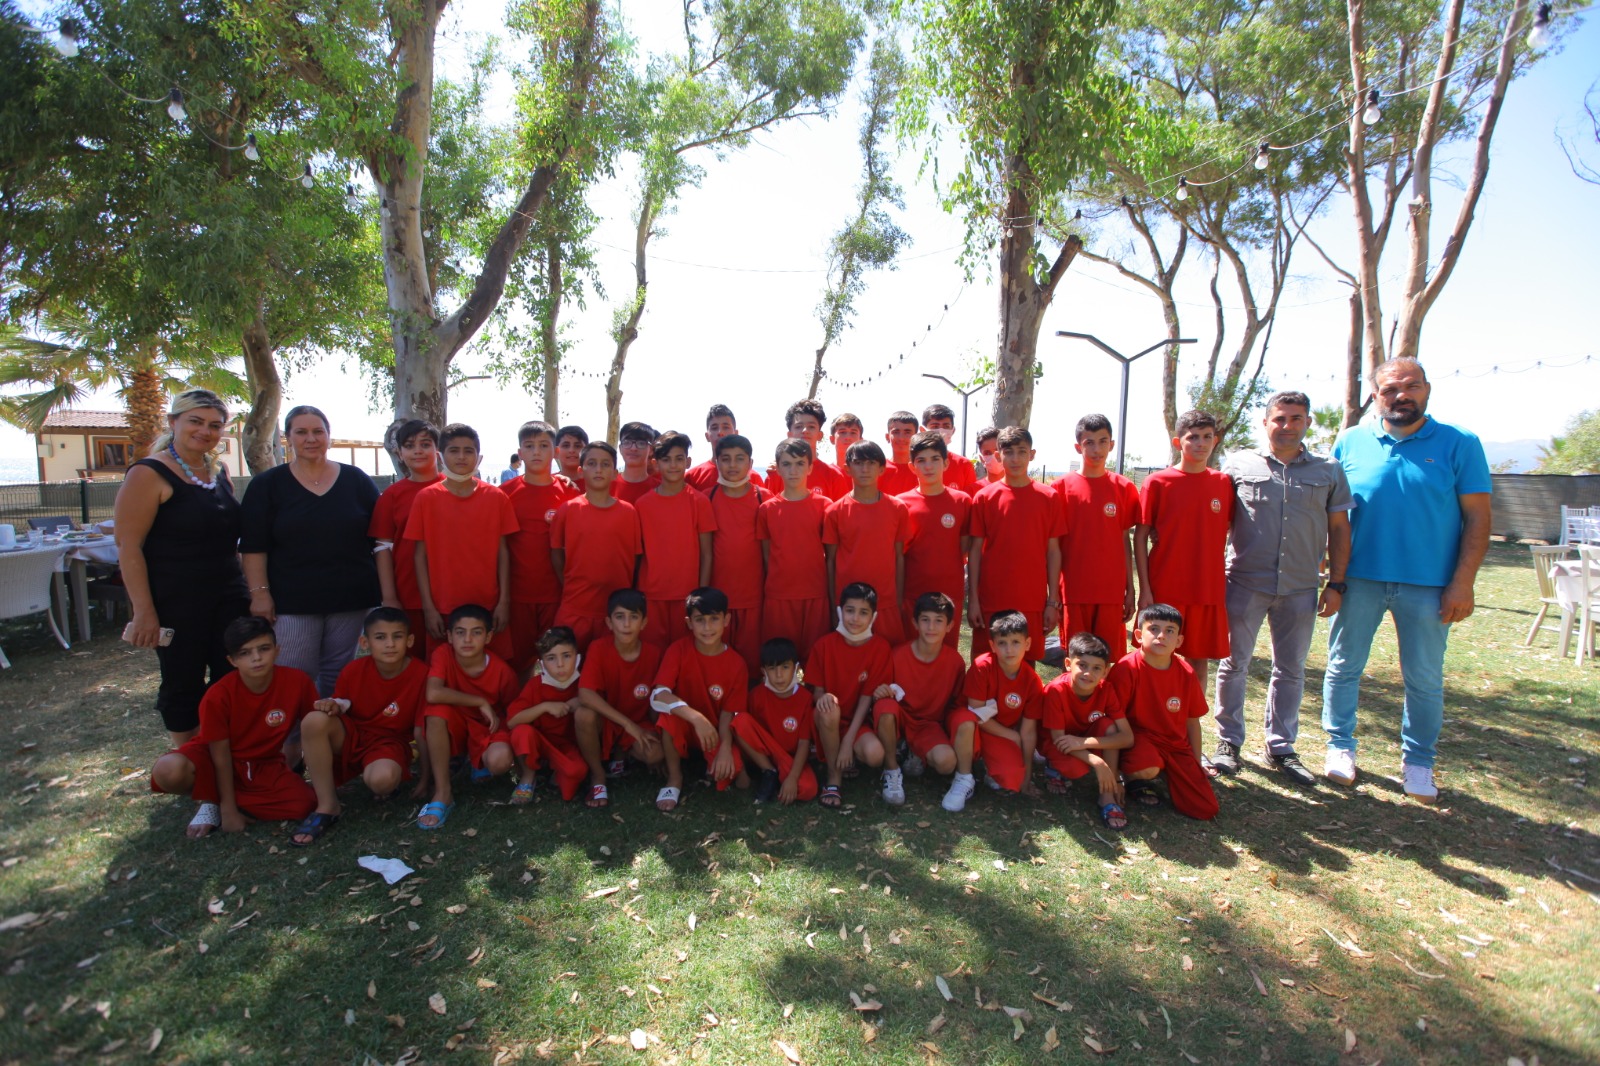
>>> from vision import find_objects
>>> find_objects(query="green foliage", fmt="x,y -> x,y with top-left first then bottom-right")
1535,409 -> 1600,474
1310,403 -> 1343,453
1188,373 -> 1272,457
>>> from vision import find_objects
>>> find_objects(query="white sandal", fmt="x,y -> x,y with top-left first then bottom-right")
655,786 -> 681,812
187,802 -> 220,837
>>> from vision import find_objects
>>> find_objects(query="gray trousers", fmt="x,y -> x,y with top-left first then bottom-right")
274,610 -> 367,697
1213,583 -> 1318,755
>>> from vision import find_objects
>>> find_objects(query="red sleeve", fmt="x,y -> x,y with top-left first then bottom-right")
893,497 -> 911,543
196,682 -> 230,745
1021,672 -> 1046,720
1185,665 -> 1210,719
331,659 -> 363,701
821,500 -> 843,546
865,642 -> 893,692
293,672 -> 320,723
723,670 -> 748,714
1044,488 -> 1067,538
496,491 -> 520,537
369,487 -> 399,540
1121,479 -> 1142,528
427,644 -> 454,681
495,661 -> 521,707
579,645 -> 607,692
693,491 -> 718,534
1138,475 -> 1162,527
1104,660 -> 1135,717
551,500 -> 572,550
507,675 -> 542,716
653,641 -> 684,692
402,490 -> 432,542
755,500 -> 773,543
967,494 -> 988,539
1222,473 -> 1236,531
962,658 -> 993,703
1041,684 -> 1067,731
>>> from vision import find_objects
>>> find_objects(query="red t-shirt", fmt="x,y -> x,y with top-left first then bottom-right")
552,496 -> 643,618
579,637 -> 664,725
803,631 -> 892,711
707,485 -> 769,609
368,476 -> 441,609
502,476 -> 580,604
1055,471 -> 1141,605
756,493 -> 829,601
1138,467 -> 1234,605
197,667 -> 318,762
654,637 -> 749,716
1104,651 -> 1208,749
1040,675 -> 1124,735
427,644 -> 520,712
508,668 -> 581,743
943,454 -> 979,493
748,684 -> 816,751
333,655 -> 428,735
612,475 -> 661,504
962,652 -> 1045,727
823,493 -> 910,604
764,460 -> 850,501
684,460 -> 719,494
888,642 -> 967,724
404,480 -> 519,613
969,480 -> 1066,612
636,488 -> 717,601
898,487 -> 971,605
879,460 -> 918,497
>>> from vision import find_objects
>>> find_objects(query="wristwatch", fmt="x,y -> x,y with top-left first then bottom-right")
1324,581 -> 1347,594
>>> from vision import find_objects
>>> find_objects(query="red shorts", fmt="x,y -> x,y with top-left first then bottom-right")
599,716 -> 654,759
1122,735 -> 1219,820
946,708 -> 1027,791
645,600 -> 688,649
511,601 -> 560,673
902,594 -> 963,649
1063,602 -> 1128,657
423,705 -> 511,768
657,712 -> 743,790
969,610 -> 1045,663
761,597 -> 831,660
152,740 -> 315,821
1162,603 -> 1229,661
335,721 -> 413,786
1041,741 -> 1119,781
510,724 -> 588,800
872,699 -> 954,760
726,607 -> 762,677
730,713 -> 818,802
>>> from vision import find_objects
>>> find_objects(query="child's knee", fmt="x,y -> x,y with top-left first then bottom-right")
365,762 -> 403,794
927,748 -> 956,776
484,745 -> 514,775
1125,766 -> 1161,781
573,705 -> 597,730
152,753 -> 193,793
301,710 -> 332,736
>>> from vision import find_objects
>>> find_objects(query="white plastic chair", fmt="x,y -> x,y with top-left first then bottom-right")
1526,544 -> 1577,650
1574,545 -> 1600,667
0,543 -> 71,668
1561,505 -> 1598,546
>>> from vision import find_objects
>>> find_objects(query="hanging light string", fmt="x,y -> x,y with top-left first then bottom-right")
816,282 -> 969,391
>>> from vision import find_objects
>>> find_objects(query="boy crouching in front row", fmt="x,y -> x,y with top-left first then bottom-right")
418,604 -> 520,830
651,587 -> 748,812
730,638 -> 820,805
1037,632 -> 1133,830
151,617 -> 318,838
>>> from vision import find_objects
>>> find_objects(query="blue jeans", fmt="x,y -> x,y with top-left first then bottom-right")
1320,577 -> 1450,769
1214,584 -> 1318,755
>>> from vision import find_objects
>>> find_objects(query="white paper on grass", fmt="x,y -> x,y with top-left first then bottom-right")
358,855 -> 415,885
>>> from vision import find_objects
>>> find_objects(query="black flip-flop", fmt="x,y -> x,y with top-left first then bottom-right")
289,810 -> 340,847
818,784 -> 843,809
1124,780 -> 1162,807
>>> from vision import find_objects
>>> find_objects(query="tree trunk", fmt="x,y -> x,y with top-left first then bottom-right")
1345,0 -> 1389,376
541,236 -> 563,425
1342,289 -> 1366,427
994,178 -> 1043,430
124,357 -> 166,460
605,197 -> 655,444
240,302 -> 283,473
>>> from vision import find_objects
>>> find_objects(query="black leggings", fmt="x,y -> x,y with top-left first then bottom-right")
151,582 -> 249,734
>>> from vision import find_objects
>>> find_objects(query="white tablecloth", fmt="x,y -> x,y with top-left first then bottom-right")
1552,559 -> 1598,609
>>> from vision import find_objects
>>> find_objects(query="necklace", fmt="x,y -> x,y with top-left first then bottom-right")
168,444 -> 217,490
295,459 -> 328,487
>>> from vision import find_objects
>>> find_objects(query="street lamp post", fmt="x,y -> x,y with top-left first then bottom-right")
1054,332 -> 1196,475
921,373 -> 989,457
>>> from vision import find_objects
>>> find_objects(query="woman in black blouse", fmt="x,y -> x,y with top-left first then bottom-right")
114,389 -> 250,754
239,405 -> 380,695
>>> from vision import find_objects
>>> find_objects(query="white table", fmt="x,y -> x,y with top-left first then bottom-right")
56,538 -> 119,641
0,540 -> 74,652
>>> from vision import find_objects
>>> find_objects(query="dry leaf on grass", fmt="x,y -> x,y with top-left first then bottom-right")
429,994 -> 447,1016
927,1013 -> 946,1035
344,1009 -> 356,1026
1031,992 -> 1071,1012
367,981 -> 377,1000
586,886 -> 622,900
1012,1016 -> 1026,1041
1181,955 -> 1194,972
147,1028 -> 163,1053
783,1003 -> 795,1019
206,898 -> 225,915
446,904 -> 467,915
688,912 -> 698,932
862,1022 -> 878,1044
775,1038 -> 802,1063
1344,1028 -> 1357,1053
1042,1025 -> 1059,1052
476,979 -> 498,990
849,992 -> 884,1012
630,1029 -> 648,1051
935,975 -> 953,1001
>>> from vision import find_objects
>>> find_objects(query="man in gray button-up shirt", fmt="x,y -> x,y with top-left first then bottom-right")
1210,392 -> 1352,785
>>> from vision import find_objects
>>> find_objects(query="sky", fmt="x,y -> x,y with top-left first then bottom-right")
3,2 -> 1597,478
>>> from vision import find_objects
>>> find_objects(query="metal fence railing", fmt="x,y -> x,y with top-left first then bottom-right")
2,473 -> 400,532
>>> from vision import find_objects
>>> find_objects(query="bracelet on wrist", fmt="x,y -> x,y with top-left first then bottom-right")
250,585 -> 270,593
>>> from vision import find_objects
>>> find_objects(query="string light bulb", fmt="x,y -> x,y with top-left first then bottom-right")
300,163 -> 314,189
1175,176 -> 1190,201
345,184 -> 360,210
166,88 -> 186,122
1254,142 -> 1271,170
243,133 -> 259,161
1362,89 -> 1381,126
54,18 -> 80,57
1528,3 -> 1553,48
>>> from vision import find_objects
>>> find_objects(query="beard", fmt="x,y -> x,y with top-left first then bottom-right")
1381,401 -> 1424,426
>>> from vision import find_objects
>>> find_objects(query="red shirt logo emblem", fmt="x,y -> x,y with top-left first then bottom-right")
266,708 -> 286,727
633,683 -> 650,699
1088,710 -> 1105,722
857,670 -> 868,682
709,684 -> 725,701
1004,692 -> 1022,709
1166,696 -> 1182,713
940,513 -> 956,529
1103,502 -> 1117,517
381,701 -> 400,718
544,508 -> 557,523
782,716 -> 799,734
1210,498 -> 1222,513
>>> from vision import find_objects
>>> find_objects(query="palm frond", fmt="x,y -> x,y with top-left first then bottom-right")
0,384 -> 89,433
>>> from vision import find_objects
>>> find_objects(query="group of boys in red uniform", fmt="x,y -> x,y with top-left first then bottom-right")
150,401 -> 1233,842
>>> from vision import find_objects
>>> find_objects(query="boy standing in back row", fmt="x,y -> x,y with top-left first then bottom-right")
897,431 -> 970,647
635,431 -> 717,649
920,404 -> 978,493
758,438 -> 832,658
878,411 -> 920,496
824,441 -> 911,646
686,405 -> 739,493
707,434 -> 769,674
1054,414 -> 1141,656
370,418 -> 442,660
501,420 -> 579,672
967,426 -> 1063,661
552,442 -> 644,651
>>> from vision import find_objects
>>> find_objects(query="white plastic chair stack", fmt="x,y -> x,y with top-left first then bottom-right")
1560,505 -> 1598,546
0,544 -> 71,668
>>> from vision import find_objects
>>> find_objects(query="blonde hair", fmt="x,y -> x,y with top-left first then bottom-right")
150,389 -> 230,477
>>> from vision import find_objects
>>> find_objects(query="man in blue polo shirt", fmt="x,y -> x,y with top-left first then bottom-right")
1321,357 -> 1491,803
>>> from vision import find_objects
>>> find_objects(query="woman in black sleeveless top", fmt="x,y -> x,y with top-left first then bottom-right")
114,390 -> 249,749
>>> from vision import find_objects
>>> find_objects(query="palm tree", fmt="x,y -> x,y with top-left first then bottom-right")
0,311 -> 247,460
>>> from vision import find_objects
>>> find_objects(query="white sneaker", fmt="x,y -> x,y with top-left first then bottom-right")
942,772 -> 976,812
902,753 -> 925,778
1324,747 -> 1358,786
1403,763 -> 1438,804
983,773 -> 1003,792
882,769 -> 906,806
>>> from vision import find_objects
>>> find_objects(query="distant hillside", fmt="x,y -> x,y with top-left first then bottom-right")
1482,439 -> 1548,474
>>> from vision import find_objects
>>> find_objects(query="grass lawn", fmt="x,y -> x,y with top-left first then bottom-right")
1,540 -> 1597,1065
